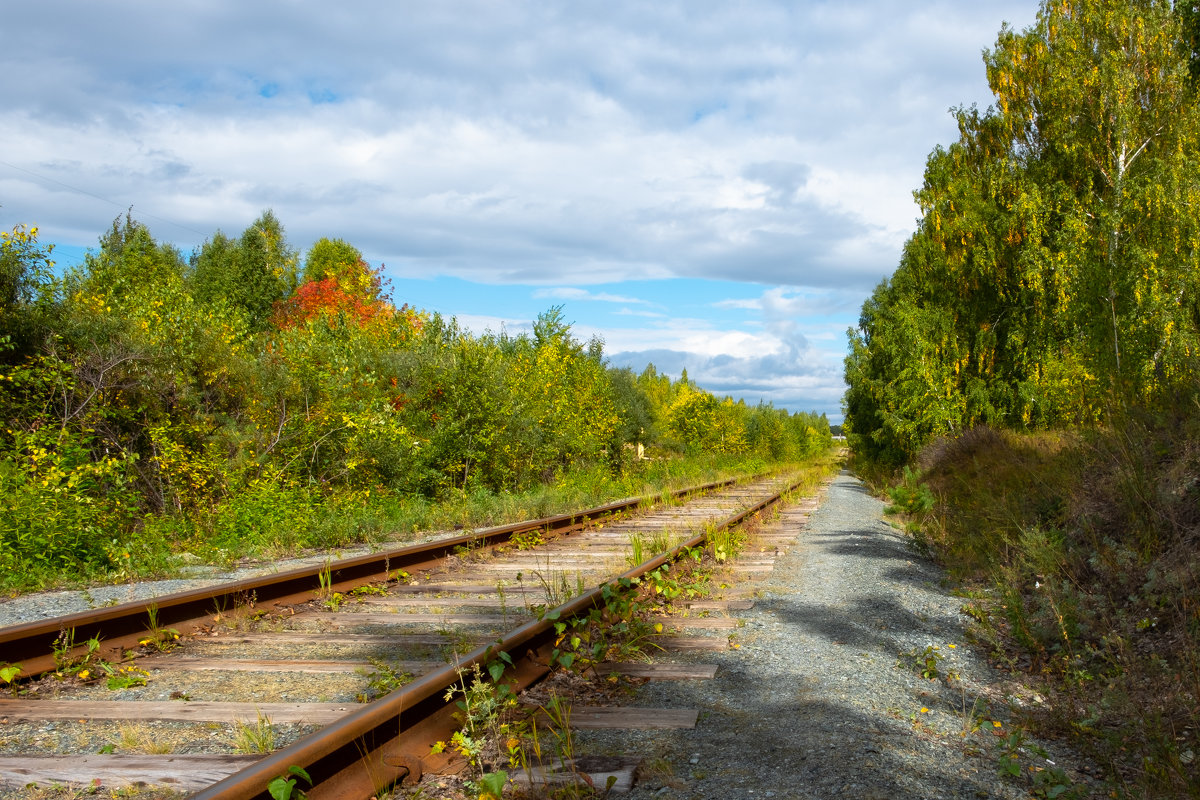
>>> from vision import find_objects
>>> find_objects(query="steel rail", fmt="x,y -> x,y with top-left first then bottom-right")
0,479 -> 735,678
191,476 -> 800,800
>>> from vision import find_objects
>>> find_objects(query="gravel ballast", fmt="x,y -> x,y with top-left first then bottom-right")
575,470 -> 1099,799
0,471 -> 1102,798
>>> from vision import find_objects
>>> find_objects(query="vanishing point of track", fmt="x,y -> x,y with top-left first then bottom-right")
0,471 -> 826,798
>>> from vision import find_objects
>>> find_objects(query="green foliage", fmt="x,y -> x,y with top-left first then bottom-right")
0,208 -> 833,592
191,210 -> 298,331
0,424 -> 140,584
103,664 -> 150,690
0,224 -> 57,361
846,0 -> 1200,467
140,604 -> 180,652
51,629 -> 104,680
896,644 -> 954,681
302,237 -> 365,285
477,770 -> 508,800
439,663 -> 521,784
0,662 -> 22,690
885,466 -> 935,515
358,658 -> 414,702
268,766 -> 311,800
706,521 -> 747,564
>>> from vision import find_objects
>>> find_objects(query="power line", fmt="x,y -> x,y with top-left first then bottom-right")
0,159 -> 211,238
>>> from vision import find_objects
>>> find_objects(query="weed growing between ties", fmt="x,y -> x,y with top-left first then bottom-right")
230,712 -> 277,754
0,662 -> 21,694
419,660 -> 615,800
268,765 -> 312,800
356,658 -> 414,703
50,628 -> 105,681
139,604 -> 180,652
117,721 -> 177,756
891,420 -> 1200,798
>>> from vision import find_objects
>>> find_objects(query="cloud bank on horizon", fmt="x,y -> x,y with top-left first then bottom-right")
0,1 -> 1038,421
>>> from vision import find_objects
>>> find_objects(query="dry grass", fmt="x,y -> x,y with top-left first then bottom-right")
117,721 -> 177,755
909,418 -> 1200,798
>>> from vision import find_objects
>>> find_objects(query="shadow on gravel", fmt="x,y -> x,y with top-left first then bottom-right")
879,563 -> 955,593
805,525 -> 951,595
809,533 -> 914,562
832,475 -> 873,496
764,594 -> 936,656
649,681 -> 1007,799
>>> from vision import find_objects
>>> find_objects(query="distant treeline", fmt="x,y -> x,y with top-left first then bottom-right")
0,212 -> 831,580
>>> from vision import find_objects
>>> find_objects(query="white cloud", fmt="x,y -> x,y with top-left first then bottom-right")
532,287 -> 654,305
0,0 -> 1041,422
1,0 -> 1038,293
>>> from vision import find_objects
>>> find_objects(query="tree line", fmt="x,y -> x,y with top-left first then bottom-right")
844,0 -> 1200,467
0,212 -> 831,581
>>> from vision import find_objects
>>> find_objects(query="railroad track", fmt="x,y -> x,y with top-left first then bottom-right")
0,470 -> 828,798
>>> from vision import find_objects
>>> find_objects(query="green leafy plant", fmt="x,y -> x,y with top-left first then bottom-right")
348,584 -> 388,597
994,726 -> 1082,798
268,766 -> 312,800
543,577 -> 660,676
433,663 -> 521,796
896,644 -> 957,681
0,662 -> 21,693
357,658 -> 413,702
706,521 -> 745,563
52,629 -> 105,679
645,563 -> 703,603
477,770 -> 508,800
103,664 -> 150,690
315,561 -> 343,610
510,528 -> 544,550
139,604 -> 180,652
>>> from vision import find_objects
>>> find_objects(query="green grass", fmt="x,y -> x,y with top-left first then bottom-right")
0,451 -> 819,594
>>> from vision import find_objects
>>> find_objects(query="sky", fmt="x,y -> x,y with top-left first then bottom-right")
0,1 -> 1040,423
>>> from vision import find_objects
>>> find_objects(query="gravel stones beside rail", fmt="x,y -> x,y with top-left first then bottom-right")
0,534 -> 462,630
576,471 -> 1099,800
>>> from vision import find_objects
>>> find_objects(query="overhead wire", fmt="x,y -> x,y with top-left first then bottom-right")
0,159 -> 211,239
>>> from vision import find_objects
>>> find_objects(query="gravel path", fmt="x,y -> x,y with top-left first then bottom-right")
578,470 -> 1098,799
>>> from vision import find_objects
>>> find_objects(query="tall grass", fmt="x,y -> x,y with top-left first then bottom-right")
907,418 -> 1200,799
0,452 -> 807,593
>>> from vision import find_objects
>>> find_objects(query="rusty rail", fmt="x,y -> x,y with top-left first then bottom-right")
0,479 -> 735,678
190,476 -> 798,800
